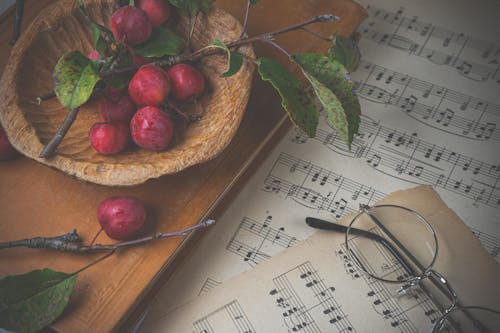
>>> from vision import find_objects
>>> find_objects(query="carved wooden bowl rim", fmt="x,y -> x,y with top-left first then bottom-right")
0,0 -> 255,186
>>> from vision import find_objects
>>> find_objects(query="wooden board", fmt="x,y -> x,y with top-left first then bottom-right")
0,1 -> 366,332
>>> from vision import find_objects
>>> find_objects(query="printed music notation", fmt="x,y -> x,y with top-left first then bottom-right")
193,299 -> 256,333
358,5 -> 500,84
269,261 -> 356,333
336,233 -> 442,333
291,118 -> 500,209
263,151 -> 500,260
352,61 -> 499,141
198,277 -> 222,296
226,216 -> 299,266
263,152 -> 385,217
471,228 -> 500,259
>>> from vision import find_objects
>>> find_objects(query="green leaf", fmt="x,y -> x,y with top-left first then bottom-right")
91,24 -> 100,47
53,51 -> 101,110
134,27 -> 185,57
328,33 -> 361,72
212,39 -> 243,77
91,24 -> 108,57
293,53 -> 361,146
0,269 -> 77,333
257,57 -> 319,137
303,72 -> 350,145
168,0 -> 215,16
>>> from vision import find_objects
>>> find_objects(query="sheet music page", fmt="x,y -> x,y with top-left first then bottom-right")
141,187 -> 500,332
139,0 -> 500,328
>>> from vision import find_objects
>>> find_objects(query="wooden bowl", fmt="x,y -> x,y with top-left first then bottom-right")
0,0 -> 254,186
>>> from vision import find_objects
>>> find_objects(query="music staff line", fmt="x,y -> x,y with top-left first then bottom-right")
357,60 -> 500,118
338,239 -> 442,332
262,152 -> 500,260
471,228 -> 500,259
360,5 -> 500,83
353,61 -> 499,141
292,117 -> 500,209
193,299 -> 256,333
198,277 -> 222,296
270,261 -> 356,332
226,216 -> 299,266
356,82 -> 499,142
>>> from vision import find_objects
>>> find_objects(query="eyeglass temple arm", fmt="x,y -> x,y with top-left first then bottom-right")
306,217 -> 454,298
305,217 -> 416,275
306,217 -> 495,332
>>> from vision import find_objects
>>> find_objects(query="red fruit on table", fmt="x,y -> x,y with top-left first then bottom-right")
97,197 -> 147,240
137,0 -> 171,28
110,6 -> 152,46
128,65 -> 171,106
167,63 -> 206,102
89,122 -> 130,155
98,89 -> 136,123
130,106 -> 174,151
0,125 -> 18,160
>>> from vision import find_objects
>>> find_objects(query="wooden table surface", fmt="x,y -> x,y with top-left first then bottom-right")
0,1 -> 366,332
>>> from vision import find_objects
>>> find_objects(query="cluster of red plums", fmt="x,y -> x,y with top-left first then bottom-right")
89,0 -> 206,155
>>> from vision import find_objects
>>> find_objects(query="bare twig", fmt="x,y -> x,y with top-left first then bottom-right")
72,250 -> 116,275
0,220 -> 215,253
0,230 -> 80,251
261,37 -> 292,57
299,27 -> 332,42
39,108 -> 80,158
185,13 -> 199,52
9,0 -> 24,45
240,0 -> 252,39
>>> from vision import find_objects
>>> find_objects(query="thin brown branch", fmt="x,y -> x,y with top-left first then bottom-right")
0,230 -> 80,250
39,107 -> 80,158
0,220 -> 215,253
240,0 -> 252,39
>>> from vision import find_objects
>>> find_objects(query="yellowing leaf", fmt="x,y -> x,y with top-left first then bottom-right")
257,57 -> 319,137
53,51 -> 100,110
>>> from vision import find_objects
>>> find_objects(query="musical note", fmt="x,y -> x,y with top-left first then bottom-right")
354,61 -> 500,142
193,300 -> 256,333
360,5 -> 500,84
271,261 -> 357,333
226,216 -> 300,266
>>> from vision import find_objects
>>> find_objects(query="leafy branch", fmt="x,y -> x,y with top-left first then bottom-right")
0,220 -> 214,332
39,8 -> 354,157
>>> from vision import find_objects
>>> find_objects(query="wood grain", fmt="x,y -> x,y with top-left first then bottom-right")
0,0 -> 367,332
0,0 -> 255,186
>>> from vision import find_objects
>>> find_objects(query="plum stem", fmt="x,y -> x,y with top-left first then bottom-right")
0,220 -> 215,253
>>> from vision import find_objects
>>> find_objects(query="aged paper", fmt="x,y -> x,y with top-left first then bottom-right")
139,0 -> 500,329
142,186 -> 500,332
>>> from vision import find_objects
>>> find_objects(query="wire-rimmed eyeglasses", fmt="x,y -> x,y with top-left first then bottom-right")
306,204 -> 500,332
